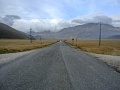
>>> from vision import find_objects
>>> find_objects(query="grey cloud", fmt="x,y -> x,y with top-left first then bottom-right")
71,15 -> 113,25
10,15 -> 120,33
0,15 -> 21,26
71,18 -> 91,24
93,15 -> 113,24
58,21 -> 71,28
114,20 -> 120,22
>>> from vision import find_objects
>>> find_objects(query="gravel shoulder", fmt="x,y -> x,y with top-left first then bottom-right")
86,52 -> 120,72
68,44 -> 120,72
0,50 -> 36,65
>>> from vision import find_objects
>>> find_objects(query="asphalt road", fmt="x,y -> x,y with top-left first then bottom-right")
0,41 -> 120,90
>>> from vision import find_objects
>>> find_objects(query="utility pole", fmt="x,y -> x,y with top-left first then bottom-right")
30,28 -> 32,43
40,36 -> 42,45
40,36 -> 41,40
99,22 -> 101,46
76,38 -> 77,46
72,38 -> 74,45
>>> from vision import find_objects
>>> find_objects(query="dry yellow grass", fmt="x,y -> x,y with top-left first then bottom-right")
65,39 -> 120,56
0,39 -> 57,54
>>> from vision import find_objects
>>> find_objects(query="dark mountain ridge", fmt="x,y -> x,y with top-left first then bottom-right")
0,23 -> 30,39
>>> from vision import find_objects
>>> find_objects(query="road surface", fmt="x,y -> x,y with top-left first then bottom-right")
0,41 -> 120,90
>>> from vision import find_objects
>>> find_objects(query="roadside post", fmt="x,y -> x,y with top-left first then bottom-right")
30,28 -> 32,43
72,38 -> 74,45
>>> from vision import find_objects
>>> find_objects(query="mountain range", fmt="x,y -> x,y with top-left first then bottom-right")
32,23 -> 120,39
0,23 -> 30,39
1,22 -> 120,39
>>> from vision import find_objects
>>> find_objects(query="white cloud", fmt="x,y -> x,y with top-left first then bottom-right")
12,19 -> 30,32
111,15 -> 120,27
7,13 -> 120,32
109,0 -> 120,6
1,0 -> 120,33
42,6 -> 64,18
12,18 -> 72,32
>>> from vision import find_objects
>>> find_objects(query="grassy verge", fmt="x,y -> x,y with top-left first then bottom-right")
0,39 -> 58,54
65,39 -> 120,56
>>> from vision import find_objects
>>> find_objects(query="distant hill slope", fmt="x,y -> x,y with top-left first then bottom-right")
107,35 -> 120,39
31,30 -> 56,39
0,23 -> 29,39
55,23 -> 120,39
29,23 -> 120,39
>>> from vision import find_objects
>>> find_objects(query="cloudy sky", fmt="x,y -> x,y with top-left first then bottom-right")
0,0 -> 120,32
